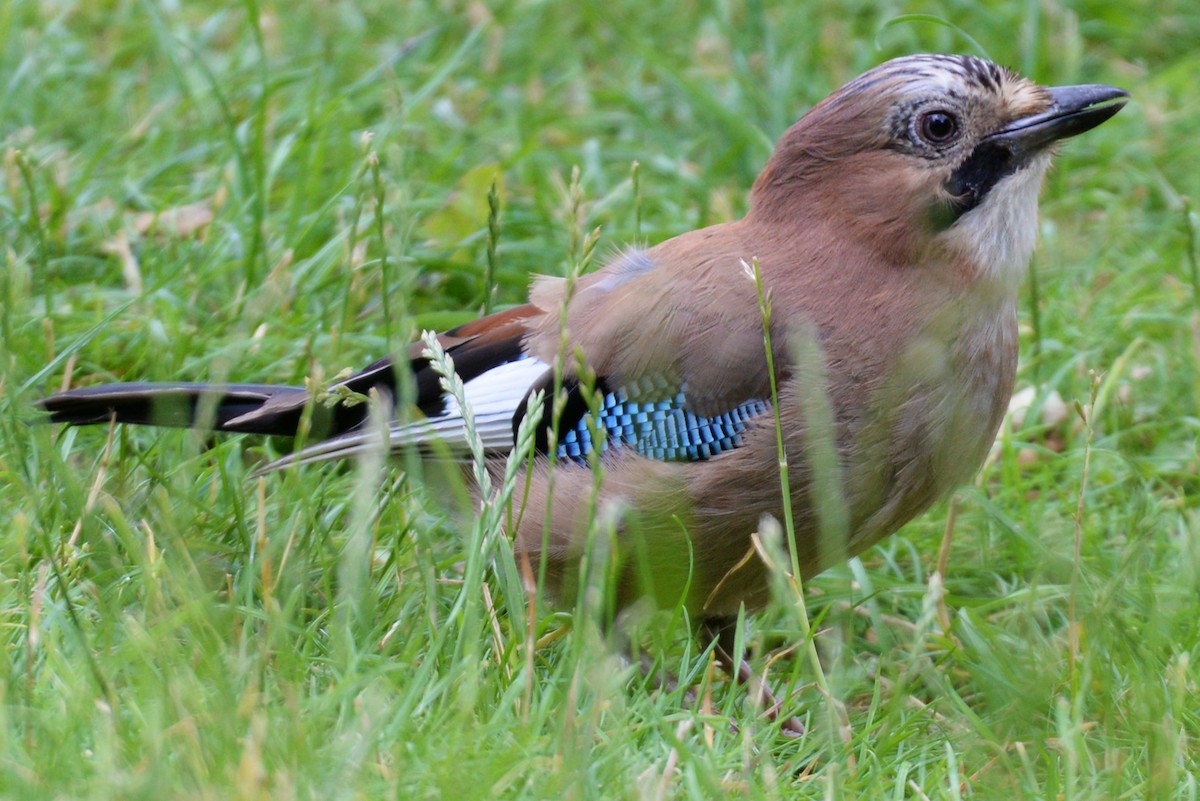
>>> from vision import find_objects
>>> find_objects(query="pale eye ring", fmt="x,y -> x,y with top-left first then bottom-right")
918,110 -> 960,144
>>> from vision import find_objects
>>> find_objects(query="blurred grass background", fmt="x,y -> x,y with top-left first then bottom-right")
1,0 -> 1198,798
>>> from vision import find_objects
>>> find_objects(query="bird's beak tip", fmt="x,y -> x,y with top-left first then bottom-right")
993,83 -> 1129,153
1048,83 -> 1130,117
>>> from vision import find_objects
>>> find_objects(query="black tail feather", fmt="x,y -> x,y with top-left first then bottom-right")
36,382 -> 349,437
36,305 -> 540,448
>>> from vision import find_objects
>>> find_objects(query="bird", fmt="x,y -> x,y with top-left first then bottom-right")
40,54 -> 1126,725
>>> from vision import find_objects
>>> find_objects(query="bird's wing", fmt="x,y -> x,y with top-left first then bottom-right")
262,236 -> 779,472
523,234 -> 778,416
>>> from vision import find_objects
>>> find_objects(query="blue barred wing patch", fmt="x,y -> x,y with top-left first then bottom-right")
556,391 -> 768,463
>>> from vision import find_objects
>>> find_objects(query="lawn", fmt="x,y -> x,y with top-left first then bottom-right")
2,1 -> 1198,798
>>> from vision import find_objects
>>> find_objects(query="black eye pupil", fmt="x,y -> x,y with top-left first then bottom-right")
921,111 -> 958,143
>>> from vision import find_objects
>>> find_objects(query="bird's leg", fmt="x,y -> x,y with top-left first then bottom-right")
702,617 -> 805,736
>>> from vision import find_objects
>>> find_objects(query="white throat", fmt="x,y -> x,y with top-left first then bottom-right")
941,152 -> 1052,295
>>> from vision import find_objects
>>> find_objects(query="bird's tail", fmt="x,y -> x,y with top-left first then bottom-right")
37,304 -> 542,459
37,382 -> 362,438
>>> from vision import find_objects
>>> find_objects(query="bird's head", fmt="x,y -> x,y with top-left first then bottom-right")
749,54 -> 1127,285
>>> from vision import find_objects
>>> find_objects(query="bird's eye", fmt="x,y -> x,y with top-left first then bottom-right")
918,110 -> 960,144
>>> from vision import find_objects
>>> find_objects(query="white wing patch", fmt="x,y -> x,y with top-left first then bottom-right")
435,356 -> 550,450
255,357 -> 551,473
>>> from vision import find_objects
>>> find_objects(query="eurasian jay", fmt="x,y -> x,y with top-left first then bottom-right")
40,54 -> 1126,706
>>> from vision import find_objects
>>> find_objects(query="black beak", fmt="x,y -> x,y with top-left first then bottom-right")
987,84 -> 1129,157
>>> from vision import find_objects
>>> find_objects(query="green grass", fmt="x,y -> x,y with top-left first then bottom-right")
2,0 -> 1199,797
